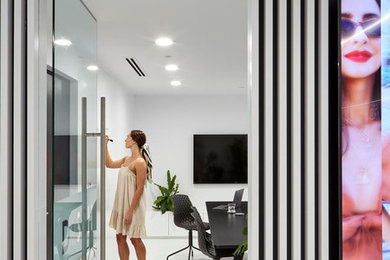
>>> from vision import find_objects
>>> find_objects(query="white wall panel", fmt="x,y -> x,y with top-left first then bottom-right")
278,0 -> 288,257
27,0 -> 50,258
319,0 -> 329,258
292,0 -> 302,259
305,0 -> 316,258
0,0 -> 14,259
261,0 -> 327,259
248,0 -> 259,258
13,0 -> 27,259
264,0 -> 274,258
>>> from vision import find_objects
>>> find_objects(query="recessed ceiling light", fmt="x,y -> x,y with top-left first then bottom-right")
155,37 -> 173,47
54,38 -> 72,46
170,80 -> 182,87
87,65 -> 99,71
165,64 -> 179,71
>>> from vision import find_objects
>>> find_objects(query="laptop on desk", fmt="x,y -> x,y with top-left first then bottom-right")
212,188 -> 244,210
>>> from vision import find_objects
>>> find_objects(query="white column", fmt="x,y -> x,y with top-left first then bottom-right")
319,0 -> 329,259
248,0 -> 259,259
13,0 -> 27,258
0,0 -> 14,259
292,0 -> 302,258
264,0 -> 275,258
304,0 -> 316,258
278,0 -> 288,257
27,0 -> 49,259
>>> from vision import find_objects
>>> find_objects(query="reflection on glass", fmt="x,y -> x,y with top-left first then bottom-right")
52,0 -> 97,259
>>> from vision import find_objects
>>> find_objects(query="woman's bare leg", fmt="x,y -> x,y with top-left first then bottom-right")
130,238 -> 146,260
116,234 -> 129,260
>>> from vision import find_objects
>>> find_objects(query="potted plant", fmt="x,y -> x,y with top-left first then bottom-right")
234,215 -> 248,258
152,170 -> 179,214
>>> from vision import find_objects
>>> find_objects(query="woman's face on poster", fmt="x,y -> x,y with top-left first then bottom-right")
341,0 -> 381,79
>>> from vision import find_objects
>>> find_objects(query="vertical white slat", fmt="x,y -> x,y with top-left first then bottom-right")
27,0 -> 39,258
14,0 -> 27,259
292,0 -> 302,258
0,0 -> 13,259
319,0 -> 329,258
305,0 -> 316,258
278,0 -> 288,258
27,0 -> 49,259
264,0 -> 274,258
248,0 -> 259,258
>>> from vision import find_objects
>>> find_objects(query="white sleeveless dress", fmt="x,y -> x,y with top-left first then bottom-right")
109,167 -> 147,237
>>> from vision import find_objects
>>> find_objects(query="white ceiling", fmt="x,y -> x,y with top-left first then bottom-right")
83,0 -> 248,95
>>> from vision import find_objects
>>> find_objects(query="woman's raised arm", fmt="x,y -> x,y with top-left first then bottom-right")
105,135 -> 126,168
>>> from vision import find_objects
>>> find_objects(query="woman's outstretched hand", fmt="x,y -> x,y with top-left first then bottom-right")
105,135 -> 109,145
124,210 -> 133,225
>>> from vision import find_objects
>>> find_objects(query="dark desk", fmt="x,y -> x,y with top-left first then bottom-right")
206,201 -> 247,250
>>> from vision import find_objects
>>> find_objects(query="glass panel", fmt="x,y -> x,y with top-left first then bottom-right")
52,0 -> 98,259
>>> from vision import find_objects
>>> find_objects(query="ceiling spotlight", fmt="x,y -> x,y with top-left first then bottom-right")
165,64 -> 179,71
87,65 -> 99,71
170,80 -> 182,87
155,37 -> 173,47
54,38 -> 72,46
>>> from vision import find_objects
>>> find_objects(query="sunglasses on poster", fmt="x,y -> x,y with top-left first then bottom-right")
341,18 -> 381,38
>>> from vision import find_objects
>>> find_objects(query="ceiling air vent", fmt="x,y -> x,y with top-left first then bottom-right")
125,58 -> 146,77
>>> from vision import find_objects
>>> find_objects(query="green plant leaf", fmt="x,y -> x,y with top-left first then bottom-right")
153,196 -> 164,206
168,197 -> 174,211
169,175 -> 176,190
167,170 -> 171,184
152,170 -> 179,214
153,182 -> 162,189
161,203 -> 167,214
242,227 -> 247,236
158,185 -> 169,196
233,240 -> 248,256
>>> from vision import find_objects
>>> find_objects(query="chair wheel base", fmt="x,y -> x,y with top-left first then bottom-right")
166,245 -> 200,260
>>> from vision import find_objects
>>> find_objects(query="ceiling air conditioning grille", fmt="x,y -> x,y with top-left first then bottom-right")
125,58 -> 146,77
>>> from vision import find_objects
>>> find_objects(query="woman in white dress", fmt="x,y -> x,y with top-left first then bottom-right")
105,130 -> 152,260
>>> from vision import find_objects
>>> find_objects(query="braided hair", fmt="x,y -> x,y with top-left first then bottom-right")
130,130 -> 153,183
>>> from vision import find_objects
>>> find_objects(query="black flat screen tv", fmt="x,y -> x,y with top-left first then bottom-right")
193,134 -> 248,184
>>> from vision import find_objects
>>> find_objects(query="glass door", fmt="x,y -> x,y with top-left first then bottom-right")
51,0 -> 103,259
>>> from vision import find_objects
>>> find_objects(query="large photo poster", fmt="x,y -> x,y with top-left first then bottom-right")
340,0 -> 390,259
341,0 -> 382,259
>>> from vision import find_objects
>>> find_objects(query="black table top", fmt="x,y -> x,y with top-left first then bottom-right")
206,201 -> 248,249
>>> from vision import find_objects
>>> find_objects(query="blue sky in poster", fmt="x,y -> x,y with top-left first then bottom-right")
383,1 -> 390,259
382,0 -> 390,134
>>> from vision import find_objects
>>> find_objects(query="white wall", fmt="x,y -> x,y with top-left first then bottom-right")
132,94 -> 249,215
97,71 -> 135,210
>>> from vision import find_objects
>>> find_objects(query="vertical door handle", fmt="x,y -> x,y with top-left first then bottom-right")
81,97 -> 106,260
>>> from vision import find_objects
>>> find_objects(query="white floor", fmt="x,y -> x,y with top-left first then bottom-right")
106,237 -> 248,260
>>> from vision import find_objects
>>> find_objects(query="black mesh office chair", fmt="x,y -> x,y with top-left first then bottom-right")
191,206 -> 243,260
166,194 -> 210,260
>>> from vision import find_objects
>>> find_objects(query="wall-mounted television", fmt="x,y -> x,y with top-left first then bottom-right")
193,134 -> 248,184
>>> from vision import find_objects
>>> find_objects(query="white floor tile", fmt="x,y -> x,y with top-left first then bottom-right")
106,237 -> 247,260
